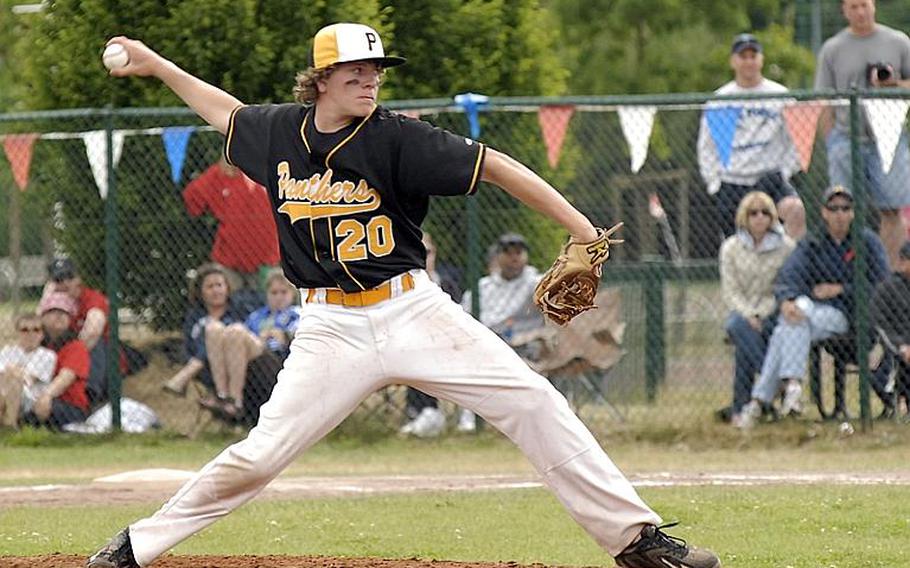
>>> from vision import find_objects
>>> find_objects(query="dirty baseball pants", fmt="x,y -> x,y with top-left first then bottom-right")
129,270 -> 660,565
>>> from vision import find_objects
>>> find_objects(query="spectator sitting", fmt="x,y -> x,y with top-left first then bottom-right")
41,257 -> 123,407
0,314 -> 57,428
871,240 -> 910,417
21,293 -> 90,430
738,185 -> 890,428
458,232 -> 544,432
162,264 -> 266,423
697,33 -> 805,241
245,270 -> 300,361
183,157 -> 280,291
720,192 -> 796,426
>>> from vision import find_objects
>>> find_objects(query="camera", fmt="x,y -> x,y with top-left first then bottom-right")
867,62 -> 893,83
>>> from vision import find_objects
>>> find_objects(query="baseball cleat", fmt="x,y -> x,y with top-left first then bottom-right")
614,523 -> 720,568
86,528 -> 140,568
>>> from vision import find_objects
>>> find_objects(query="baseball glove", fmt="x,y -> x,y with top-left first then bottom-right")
534,223 -> 623,326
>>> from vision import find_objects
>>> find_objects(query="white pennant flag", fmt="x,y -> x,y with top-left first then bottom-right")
618,106 -> 657,173
83,130 -> 125,199
862,99 -> 909,173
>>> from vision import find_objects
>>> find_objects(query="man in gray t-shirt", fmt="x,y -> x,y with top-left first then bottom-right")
815,0 -> 910,267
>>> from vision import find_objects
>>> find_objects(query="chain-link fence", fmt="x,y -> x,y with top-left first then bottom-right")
1,90 -> 909,436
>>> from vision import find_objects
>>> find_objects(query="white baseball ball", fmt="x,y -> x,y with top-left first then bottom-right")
102,44 -> 130,71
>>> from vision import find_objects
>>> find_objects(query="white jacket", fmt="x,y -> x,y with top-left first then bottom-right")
697,79 -> 801,194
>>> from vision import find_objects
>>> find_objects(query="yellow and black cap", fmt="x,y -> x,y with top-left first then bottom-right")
310,23 -> 406,70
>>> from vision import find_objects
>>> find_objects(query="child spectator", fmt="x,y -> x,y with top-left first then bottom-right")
244,271 -> 300,360
0,314 -> 57,428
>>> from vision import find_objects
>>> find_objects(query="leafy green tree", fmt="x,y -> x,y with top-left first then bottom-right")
551,0 -> 813,94
386,0 -> 567,98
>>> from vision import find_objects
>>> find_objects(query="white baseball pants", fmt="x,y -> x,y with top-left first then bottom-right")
129,270 -> 660,565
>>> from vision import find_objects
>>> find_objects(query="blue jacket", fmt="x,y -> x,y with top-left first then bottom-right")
774,227 -> 889,318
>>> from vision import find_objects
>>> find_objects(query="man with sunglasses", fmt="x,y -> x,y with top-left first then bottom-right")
738,185 -> 890,427
0,313 -> 56,428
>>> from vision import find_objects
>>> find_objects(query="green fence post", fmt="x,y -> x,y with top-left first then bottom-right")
457,93 -> 487,429
103,106 -> 123,431
643,259 -> 666,402
849,90 -> 872,430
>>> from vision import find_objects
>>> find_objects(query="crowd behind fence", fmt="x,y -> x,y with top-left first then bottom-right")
1,89 -> 909,436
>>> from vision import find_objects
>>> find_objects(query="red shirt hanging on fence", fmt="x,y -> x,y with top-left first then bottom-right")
183,161 -> 280,273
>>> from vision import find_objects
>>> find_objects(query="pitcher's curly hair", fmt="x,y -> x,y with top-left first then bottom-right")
293,67 -> 334,105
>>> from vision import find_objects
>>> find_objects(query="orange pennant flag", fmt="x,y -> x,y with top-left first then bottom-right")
783,102 -> 823,172
2,134 -> 39,191
538,105 -> 575,168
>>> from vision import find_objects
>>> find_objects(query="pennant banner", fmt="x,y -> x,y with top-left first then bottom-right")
454,92 -> 489,140
617,106 -> 657,173
783,102 -> 823,172
2,133 -> 39,191
538,105 -> 575,169
862,99 -> 910,173
705,106 -> 742,169
162,127 -> 194,184
83,130 -> 125,199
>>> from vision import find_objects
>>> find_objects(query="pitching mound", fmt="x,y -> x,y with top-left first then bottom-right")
0,555 -> 585,568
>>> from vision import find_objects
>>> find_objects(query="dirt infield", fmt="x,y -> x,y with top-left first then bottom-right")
0,555 -> 589,568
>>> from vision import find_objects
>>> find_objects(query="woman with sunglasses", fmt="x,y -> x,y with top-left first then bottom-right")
0,314 -> 57,428
720,191 -> 796,427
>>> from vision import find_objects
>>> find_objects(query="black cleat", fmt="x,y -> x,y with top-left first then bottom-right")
615,523 -> 720,568
86,528 -> 140,568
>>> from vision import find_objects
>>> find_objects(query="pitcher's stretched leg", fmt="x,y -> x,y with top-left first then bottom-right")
380,285 -> 660,556
128,308 -> 382,565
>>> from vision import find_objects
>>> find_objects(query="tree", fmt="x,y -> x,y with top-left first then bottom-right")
386,0 -> 567,98
550,0 -> 813,94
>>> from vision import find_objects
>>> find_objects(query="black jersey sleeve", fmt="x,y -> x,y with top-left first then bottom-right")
223,104 -> 284,186
397,117 -> 486,197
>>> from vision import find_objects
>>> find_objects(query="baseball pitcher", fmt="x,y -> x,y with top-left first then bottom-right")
88,23 -> 719,568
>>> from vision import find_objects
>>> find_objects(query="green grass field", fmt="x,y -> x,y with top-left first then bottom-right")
3,485 -> 909,567
2,429 -> 910,566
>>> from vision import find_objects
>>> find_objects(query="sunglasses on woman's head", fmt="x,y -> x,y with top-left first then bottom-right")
747,208 -> 772,217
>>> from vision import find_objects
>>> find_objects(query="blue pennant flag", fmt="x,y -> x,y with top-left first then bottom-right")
705,106 -> 742,169
162,127 -> 195,184
454,92 -> 489,139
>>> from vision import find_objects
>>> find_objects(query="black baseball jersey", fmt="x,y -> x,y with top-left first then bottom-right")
224,104 -> 485,292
